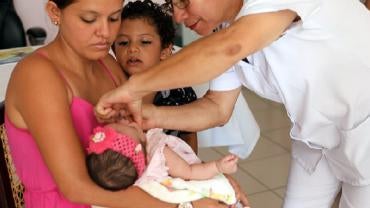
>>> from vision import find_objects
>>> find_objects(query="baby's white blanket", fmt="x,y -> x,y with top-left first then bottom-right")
138,173 -> 236,205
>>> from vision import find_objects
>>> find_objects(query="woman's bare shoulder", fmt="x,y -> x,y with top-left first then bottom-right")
7,49 -> 69,105
8,51 -> 64,95
101,53 -> 127,85
11,50 -> 59,81
5,50 -> 71,128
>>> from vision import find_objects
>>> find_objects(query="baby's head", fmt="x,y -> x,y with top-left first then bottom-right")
113,0 -> 176,76
86,126 -> 146,191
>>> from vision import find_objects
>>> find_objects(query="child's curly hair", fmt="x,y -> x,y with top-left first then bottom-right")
122,0 -> 175,49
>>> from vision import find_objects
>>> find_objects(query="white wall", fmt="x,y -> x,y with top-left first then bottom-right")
13,0 -> 199,46
14,0 -> 58,44
14,0 -> 164,45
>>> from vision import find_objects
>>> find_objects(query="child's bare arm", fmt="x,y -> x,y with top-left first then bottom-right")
163,146 -> 238,180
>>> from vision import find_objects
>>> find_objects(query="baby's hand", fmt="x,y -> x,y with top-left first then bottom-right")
216,154 -> 238,174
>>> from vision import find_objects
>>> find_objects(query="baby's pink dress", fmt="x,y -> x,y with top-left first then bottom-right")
135,128 -> 202,185
4,53 -> 118,208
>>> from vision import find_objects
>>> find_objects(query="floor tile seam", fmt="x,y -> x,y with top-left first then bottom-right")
238,152 -> 290,165
270,186 -> 287,199
270,189 -> 286,200
235,166 -> 273,191
260,133 -> 292,152
260,125 -> 291,134
247,190 -> 276,197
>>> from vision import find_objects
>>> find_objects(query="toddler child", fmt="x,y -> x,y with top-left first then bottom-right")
112,0 -> 198,152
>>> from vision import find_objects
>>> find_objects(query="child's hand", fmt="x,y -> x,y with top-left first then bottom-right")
216,154 -> 238,174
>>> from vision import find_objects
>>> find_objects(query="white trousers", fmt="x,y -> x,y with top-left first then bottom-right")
283,154 -> 370,208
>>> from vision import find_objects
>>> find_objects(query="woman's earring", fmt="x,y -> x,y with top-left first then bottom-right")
53,20 -> 59,26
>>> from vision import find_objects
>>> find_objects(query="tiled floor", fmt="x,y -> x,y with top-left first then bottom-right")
197,88 -> 340,208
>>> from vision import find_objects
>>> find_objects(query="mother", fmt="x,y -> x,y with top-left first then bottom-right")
4,0 -> 240,207
96,0 -> 370,207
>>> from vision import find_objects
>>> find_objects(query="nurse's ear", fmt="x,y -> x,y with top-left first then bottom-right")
160,44 -> 173,61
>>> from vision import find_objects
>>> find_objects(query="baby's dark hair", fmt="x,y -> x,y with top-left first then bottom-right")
86,149 -> 138,191
122,0 -> 175,49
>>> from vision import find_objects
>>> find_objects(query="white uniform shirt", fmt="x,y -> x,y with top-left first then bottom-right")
210,0 -> 370,185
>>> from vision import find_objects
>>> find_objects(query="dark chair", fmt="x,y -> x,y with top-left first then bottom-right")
0,102 -> 24,208
0,0 -> 47,49
0,102 -> 13,208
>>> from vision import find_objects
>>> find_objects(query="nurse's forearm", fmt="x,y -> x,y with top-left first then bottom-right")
128,10 -> 296,96
151,89 -> 240,132
153,100 -> 228,132
129,27 -> 243,94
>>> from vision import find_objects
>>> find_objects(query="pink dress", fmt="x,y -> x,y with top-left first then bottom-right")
5,53 -> 118,208
135,128 -> 201,185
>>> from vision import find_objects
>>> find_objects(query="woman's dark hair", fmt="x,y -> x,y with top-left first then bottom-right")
50,0 -> 75,9
122,0 -> 175,49
86,149 -> 138,191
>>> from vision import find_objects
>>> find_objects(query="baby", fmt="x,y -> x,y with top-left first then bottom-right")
86,122 -> 239,205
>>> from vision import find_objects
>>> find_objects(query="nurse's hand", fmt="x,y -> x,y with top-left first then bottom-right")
95,84 -> 144,126
94,103 -> 128,124
141,103 -> 158,130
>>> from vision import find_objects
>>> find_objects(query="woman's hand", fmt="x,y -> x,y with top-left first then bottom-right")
224,174 -> 250,207
192,198 -> 228,208
192,175 -> 250,208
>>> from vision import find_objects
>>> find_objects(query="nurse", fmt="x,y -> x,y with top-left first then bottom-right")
96,0 -> 370,207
